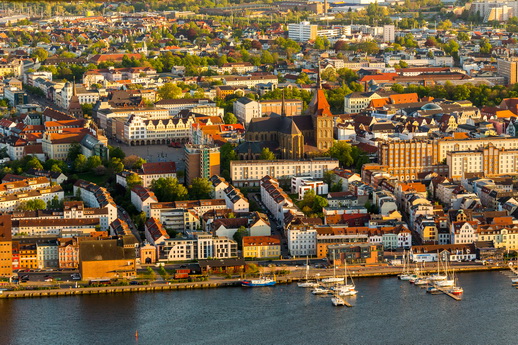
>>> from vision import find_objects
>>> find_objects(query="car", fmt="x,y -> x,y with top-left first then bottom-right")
129,281 -> 139,285
44,278 -> 53,282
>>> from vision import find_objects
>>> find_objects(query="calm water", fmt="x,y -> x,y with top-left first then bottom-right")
0,271 -> 517,345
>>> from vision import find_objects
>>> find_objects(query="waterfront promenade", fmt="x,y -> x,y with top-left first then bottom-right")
0,263 -> 505,299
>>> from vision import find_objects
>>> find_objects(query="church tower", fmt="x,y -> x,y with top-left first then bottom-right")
68,79 -> 83,118
306,62 -> 334,151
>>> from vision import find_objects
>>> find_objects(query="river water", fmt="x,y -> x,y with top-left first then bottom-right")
0,271 -> 516,345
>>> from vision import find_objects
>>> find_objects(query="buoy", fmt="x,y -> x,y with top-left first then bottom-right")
135,330 -> 139,339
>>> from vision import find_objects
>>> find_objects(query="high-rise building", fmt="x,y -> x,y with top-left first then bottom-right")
288,21 -> 318,42
0,215 -> 12,278
383,25 -> 395,43
497,57 -> 518,84
184,144 -> 221,185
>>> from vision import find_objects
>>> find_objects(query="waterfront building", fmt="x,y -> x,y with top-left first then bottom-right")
242,236 -> 281,259
160,233 -> 237,261
79,236 -> 138,280
0,215 -> 12,278
327,243 -> 384,265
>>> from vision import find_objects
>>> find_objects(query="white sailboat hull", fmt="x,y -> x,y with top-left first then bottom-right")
321,277 -> 344,283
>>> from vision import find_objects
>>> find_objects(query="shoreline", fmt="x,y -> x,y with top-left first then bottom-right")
0,265 -> 507,299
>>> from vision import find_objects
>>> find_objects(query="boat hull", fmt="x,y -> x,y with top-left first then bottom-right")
241,280 -> 276,287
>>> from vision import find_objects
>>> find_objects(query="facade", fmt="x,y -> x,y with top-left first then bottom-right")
0,215 -> 12,277
123,114 -> 194,146
160,233 -> 237,261
288,21 -> 318,42
184,144 -> 221,185
231,159 -> 339,187
497,57 -> 518,84
233,97 -> 261,125
260,99 -> 303,117
383,25 -> 395,43
287,225 -> 318,257
242,236 -> 281,259
36,243 -> 59,269
328,243 -> 384,265
79,236 -> 137,280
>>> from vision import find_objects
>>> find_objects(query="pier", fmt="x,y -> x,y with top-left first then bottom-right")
433,286 -> 462,301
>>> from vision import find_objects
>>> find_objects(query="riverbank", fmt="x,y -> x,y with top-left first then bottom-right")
0,264 -> 506,299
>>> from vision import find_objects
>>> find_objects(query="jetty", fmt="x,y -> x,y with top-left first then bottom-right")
431,286 -> 462,301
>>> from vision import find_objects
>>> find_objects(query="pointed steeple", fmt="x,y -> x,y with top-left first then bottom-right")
72,77 -> 77,97
281,88 -> 286,117
317,61 -> 322,90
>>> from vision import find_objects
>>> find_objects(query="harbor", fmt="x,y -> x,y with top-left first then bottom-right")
1,271 -> 516,345
0,263 -> 506,299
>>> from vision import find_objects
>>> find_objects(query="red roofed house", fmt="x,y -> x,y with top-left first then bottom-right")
144,217 -> 170,245
242,235 -> 281,259
139,162 -> 177,188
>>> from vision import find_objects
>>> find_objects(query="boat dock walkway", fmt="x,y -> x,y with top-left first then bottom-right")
433,286 -> 462,301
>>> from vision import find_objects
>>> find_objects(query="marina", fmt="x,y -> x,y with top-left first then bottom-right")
0,271 -> 516,345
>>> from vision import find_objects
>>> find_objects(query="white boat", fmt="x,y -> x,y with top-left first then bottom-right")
298,257 -> 319,288
512,277 -> 518,284
311,286 -> 332,295
398,251 -> 415,280
331,294 -> 346,306
414,278 -> 429,286
435,279 -> 455,287
449,286 -> 464,295
322,252 -> 344,284
334,256 -> 357,296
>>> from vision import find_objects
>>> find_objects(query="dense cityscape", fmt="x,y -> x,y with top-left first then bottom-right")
0,1 -> 518,338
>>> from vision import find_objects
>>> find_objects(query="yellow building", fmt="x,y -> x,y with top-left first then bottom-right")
0,215 -> 12,277
242,236 -> 281,259
184,144 -> 220,186
19,243 -> 38,269
478,226 -> 518,251
79,236 -> 138,280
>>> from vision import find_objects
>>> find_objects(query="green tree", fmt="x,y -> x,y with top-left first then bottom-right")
328,141 -> 353,167
24,156 -> 43,171
123,155 -> 146,169
47,195 -> 63,209
17,199 -> 47,211
260,50 -> 275,64
30,47 -> 48,62
220,142 -> 238,180
188,177 -> 214,200
457,32 -> 470,41
259,147 -> 275,160
74,154 -> 88,173
109,146 -> 126,160
126,173 -> 143,189
151,177 -> 188,202
233,226 -> 249,250
67,143 -> 82,162
157,82 -> 183,100
108,157 -> 124,174
87,155 -> 102,170
223,112 -> 238,124
479,38 -> 492,54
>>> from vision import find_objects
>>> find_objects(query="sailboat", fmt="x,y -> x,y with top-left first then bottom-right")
435,256 -> 455,287
448,265 -> 463,295
333,257 -> 357,296
331,292 -> 346,306
428,252 -> 448,282
398,251 -> 415,280
298,257 -> 319,288
321,252 -> 344,284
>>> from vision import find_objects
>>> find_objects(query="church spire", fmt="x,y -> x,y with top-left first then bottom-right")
72,77 -> 77,97
317,61 -> 322,90
281,88 -> 286,117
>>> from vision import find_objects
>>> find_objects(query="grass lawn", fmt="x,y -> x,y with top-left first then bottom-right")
76,172 -> 110,186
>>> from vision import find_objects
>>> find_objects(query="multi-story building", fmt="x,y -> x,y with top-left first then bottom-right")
220,62 -> 256,74
260,176 -> 297,224
155,98 -> 217,116
242,236 -> 281,259
344,91 -> 384,113
291,176 -> 328,199
287,224 -> 318,257
18,243 -> 38,269
222,75 -> 278,88
123,114 -> 194,146
288,21 -> 318,42
231,159 -> 339,187
0,215 -> 12,277
144,217 -> 170,245
328,243 -> 384,265
0,185 -> 64,213
383,24 -> 395,43
160,233 -> 237,261
497,57 -> 518,84
131,186 -> 158,216
58,237 -> 82,269
184,144 -> 221,185
73,180 -> 117,226
233,97 -> 261,125
260,99 -> 303,117
36,242 -> 59,269
11,218 -> 99,237
209,176 -> 249,212
378,137 -> 518,181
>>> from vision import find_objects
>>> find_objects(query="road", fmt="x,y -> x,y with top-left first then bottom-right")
117,205 -> 142,241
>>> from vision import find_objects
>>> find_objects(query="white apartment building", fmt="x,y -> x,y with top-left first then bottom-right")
0,185 -> 64,213
37,243 -> 59,269
291,176 -> 329,200
222,75 -> 278,88
209,175 -> 249,212
287,226 -> 317,257
160,233 -> 237,261
447,145 -> 518,180
233,97 -> 261,125
123,114 -> 194,145
131,186 -> 159,216
383,25 -> 395,43
220,62 -> 256,74
155,98 -> 217,116
344,91 -> 384,113
12,218 -> 98,237
260,176 -> 295,223
73,180 -> 117,226
231,159 -> 339,187
288,21 -> 318,42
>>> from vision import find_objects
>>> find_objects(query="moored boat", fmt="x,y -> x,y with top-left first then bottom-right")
312,286 -> 332,295
241,277 -> 276,287
331,294 -> 346,306
449,287 -> 463,295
